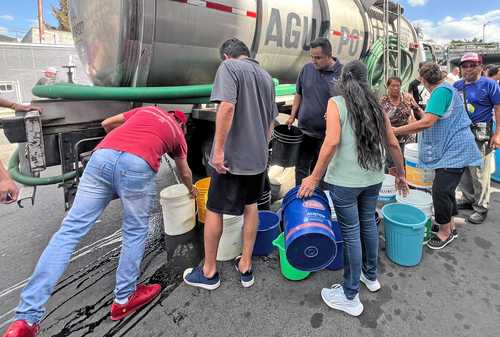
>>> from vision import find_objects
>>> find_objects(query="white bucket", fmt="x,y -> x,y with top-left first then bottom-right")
404,143 -> 434,189
396,189 -> 433,217
379,174 -> 396,202
217,215 -> 244,261
160,184 -> 196,236
396,189 -> 433,243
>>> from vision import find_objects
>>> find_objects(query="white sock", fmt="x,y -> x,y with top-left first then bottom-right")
114,298 -> 128,305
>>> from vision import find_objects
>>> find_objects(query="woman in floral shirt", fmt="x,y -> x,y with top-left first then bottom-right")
380,77 -> 424,170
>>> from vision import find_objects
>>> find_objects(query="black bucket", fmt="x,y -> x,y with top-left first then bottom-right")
258,175 -> 272,210
271,125 -> 303,167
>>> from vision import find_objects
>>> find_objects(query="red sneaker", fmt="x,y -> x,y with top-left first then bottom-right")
2,320 -> 39,337
110,283 -> 161,321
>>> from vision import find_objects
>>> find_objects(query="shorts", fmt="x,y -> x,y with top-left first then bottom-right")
432,168 -> 465,225
206,171 -> 267,216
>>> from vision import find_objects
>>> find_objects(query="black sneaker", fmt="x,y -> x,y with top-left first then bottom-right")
468,212 -> 487,225
234,256 -> 254,288
427,233 -> 455,250
457,201 -> 473,210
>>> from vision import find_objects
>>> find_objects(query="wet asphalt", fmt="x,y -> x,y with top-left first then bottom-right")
0,162 -> 499,337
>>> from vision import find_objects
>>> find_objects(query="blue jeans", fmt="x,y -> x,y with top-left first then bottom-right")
15,149 -> 156,324
329,183 -> 382,300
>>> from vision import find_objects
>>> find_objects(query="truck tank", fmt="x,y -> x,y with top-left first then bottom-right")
69,0 -> 421,87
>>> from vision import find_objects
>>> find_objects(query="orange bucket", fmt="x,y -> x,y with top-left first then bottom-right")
195,177 -> 211,223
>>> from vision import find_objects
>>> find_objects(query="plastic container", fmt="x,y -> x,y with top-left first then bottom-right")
282,186 -> 337,272
404,143 -> 434,189
253,211 -> 281,256
160,184 -> 196,236
378,174 -> 396,202
216,215 -> 244,261
326,219 -> 344,270
396,189 -> 433,244
272,233 -> 311,281
257,190 -> 272,211
271,125 -> 303,167
492,123 -> 500,183
195,177 -> 210,223
382,203 -> 427,266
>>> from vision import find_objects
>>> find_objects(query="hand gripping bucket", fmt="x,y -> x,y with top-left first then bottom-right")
253,211 -> 281,256
271,125 -> 303,167
282,186 -> 337,272
160,184 -> 196,236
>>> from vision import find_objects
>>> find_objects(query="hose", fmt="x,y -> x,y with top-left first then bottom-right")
363,37 -> 414,89
8,147 -> 78,186
33,78 -> 283,102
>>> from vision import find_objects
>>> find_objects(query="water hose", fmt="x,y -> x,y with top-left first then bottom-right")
8,147 -> 78,186
32,79 -> 286,102
363,37 -> 414,89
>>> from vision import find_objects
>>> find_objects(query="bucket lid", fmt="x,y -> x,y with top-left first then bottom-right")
160,184 -> 189,199
286,232 -> 337,272
396,190 -> 432,207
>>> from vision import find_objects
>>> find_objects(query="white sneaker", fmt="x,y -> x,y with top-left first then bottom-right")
321,284 -> 364,317
360,273 -> 381,292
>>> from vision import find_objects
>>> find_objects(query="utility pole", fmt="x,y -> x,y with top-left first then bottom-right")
37,0 -> 44,43
482,21 -> 491,43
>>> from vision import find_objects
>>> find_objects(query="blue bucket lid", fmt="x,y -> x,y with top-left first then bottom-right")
286,231 -> 337,272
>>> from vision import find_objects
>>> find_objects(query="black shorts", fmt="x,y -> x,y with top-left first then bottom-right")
206,171 -> 266,216
432,168 -> 465,225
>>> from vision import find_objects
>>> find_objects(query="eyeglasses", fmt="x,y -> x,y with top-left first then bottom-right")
311,55 -> 327,60
461,64 -> 479,69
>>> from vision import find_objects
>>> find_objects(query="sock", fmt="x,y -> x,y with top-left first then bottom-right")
114,298 -> 129,305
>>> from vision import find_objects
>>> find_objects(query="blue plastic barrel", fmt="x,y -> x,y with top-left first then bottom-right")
282,186 -> 337,272
382,203 -> 427,266
326,219 -> 344,270
253,211 -> 281,256
492,123 -> 500,183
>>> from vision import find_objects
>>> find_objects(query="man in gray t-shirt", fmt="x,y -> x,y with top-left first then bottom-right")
184,38 -> 278,291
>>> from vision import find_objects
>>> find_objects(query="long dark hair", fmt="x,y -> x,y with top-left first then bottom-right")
339,60 -> 387,171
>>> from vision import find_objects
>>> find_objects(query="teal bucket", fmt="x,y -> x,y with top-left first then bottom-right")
382,203 -> 427,266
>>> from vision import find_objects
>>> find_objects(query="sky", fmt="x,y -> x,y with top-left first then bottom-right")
0,0 -> 499,44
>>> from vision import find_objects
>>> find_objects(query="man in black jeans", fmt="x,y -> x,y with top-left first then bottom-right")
287,37 -> 342,186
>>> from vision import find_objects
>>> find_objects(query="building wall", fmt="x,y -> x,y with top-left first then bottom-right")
21,27 -> 74,45
0,43 -> 90,103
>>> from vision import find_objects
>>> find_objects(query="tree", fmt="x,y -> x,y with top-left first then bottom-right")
51,0 -> 70,31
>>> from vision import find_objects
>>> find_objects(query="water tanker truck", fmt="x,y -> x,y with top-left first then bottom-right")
1,0 -> 431,208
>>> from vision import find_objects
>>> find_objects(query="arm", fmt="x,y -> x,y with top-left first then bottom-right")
0,97 -> 40,112
298,99 -> 341,197
101,113 -> 125,133
174,157 -> 196,198
393,113 -> 439,136
287,93 -> 302,127
384,114 -> 409,195
211,101 -> 235,173
0,160 -> 18,203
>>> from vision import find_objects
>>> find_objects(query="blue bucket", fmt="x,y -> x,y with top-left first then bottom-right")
253,211 -> 281,256
282,186 -> 337,272
326,219 -> 344,270
492,123 -> 500,183
382,203 -> 427,266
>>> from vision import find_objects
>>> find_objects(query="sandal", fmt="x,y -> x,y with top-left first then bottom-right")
426,232 -> 455,250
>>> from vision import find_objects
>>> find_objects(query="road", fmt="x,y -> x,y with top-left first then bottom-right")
0,142 -> 499,336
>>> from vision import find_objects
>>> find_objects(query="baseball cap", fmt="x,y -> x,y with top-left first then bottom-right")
460,53 -> 482,65
169,110 -> 187,125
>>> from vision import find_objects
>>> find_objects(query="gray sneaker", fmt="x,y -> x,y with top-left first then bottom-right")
321,284 -> 364,316
468,212 -> 487,224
